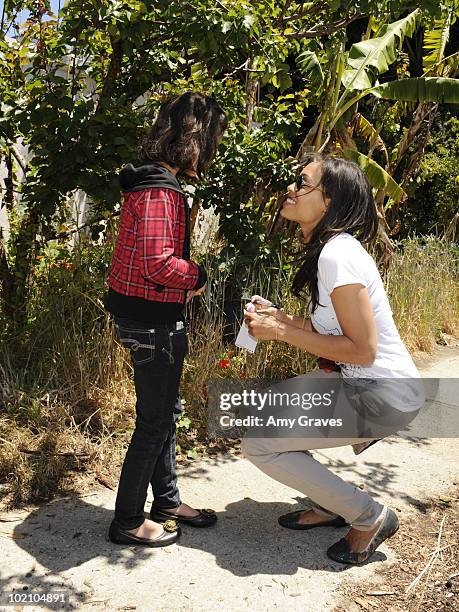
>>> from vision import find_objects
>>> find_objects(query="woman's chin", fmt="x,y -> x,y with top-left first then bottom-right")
280,207 -> 295,221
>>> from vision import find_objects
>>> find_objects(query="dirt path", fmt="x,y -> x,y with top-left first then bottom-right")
1,346 -> 458,612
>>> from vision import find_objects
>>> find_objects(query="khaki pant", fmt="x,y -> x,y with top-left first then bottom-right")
241,371 -> 385,530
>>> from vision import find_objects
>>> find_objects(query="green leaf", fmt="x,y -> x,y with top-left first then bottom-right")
243,14 -> 255,29
371,77 -> 459,104
177,415 -> 191,430
352,114 -> 389,165
341,149 -> 406,203
278,72 -> 292,92
423,12 -> 452,72
186,449 -> 199,460
296,50 -> 324,85
343,9 -> 420,91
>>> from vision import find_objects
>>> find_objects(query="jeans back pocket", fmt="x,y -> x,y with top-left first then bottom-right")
168,328 -> 188,360
117,326 -> 156,365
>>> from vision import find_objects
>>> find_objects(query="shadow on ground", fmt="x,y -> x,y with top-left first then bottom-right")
5,436 -> 440,608
9,496 -> 385,594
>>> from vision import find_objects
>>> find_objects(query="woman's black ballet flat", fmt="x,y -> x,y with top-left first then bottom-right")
108,520 -> 180,547
150,506 -> 218,528
326,507 -> 399,564
278,510 -> 348,530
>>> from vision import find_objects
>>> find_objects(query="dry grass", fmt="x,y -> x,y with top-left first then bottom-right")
385,238 -> 458,353
336,489 -> 459,612
0,237 -> 135,507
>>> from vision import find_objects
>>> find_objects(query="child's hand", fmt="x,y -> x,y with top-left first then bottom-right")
186,283 -> 206,303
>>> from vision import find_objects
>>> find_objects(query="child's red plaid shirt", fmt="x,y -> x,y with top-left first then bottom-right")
108,187 -> 202,304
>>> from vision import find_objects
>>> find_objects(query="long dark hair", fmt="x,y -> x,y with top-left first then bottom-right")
139,92 -> 227,178
291,153 -> 379,313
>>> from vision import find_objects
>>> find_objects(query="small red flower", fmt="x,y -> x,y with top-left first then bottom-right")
219,359 -> 230,369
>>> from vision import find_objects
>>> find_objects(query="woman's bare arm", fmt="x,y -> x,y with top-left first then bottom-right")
246,284 -> 377,366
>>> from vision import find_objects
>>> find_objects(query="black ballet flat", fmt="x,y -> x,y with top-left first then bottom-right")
326,507 -> 399,564
278,510 -> 348,530
151,506 -> 218,528
108,519 -> 180,547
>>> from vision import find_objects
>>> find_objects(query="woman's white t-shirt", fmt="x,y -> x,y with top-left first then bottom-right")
310,233 -> 420,381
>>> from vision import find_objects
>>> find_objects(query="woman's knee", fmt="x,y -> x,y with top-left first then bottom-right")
241,437 -> 276,462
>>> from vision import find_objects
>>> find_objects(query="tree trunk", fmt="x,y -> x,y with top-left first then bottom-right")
4,152 -> 14,211
190,197 -> 201,233
388,102 -> 435,178
95,38 -> 124,114
400,104 -> 438,188
385,102 -> 438,233
0,229 -> 13,318
297,120 -> 320,161
245,76 -> 258,130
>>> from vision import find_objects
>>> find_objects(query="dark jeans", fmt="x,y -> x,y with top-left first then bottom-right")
113,316 -> 188,530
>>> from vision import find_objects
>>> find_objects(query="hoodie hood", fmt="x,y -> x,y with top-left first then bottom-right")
119,162 -> 184,194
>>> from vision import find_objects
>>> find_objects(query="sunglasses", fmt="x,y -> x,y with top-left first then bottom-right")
294,174 -> 324,195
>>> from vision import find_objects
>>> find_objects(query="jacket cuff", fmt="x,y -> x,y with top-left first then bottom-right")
194,265 -> 208,290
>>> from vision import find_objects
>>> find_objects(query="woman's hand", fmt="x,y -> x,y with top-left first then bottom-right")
250,294 -> 276,311
244,307 -> 283,341
250,294 -> 312,331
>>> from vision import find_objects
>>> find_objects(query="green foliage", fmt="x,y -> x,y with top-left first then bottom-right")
371,77 -> 459,103
194,92 -> 307,273
343,9 -> 420,90
401,112 -> 459,235
423,11 -> 453,72
296,50 -> 324,86
342,148 -> 406,201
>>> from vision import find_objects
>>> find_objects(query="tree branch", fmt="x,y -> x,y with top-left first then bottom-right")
222,59 -> 264,80
277,0 -> 327,26
285,13 -> 366,39
94,37 -> 124,113
50,210 -> 121,241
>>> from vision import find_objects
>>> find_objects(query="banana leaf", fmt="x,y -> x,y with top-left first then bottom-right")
296,50 -> 324,86
371,77 -> 459,104
341,149 -> 406,203
352,114 -> 389,165
423,12 -> 452,72
343,9 -> 420,91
